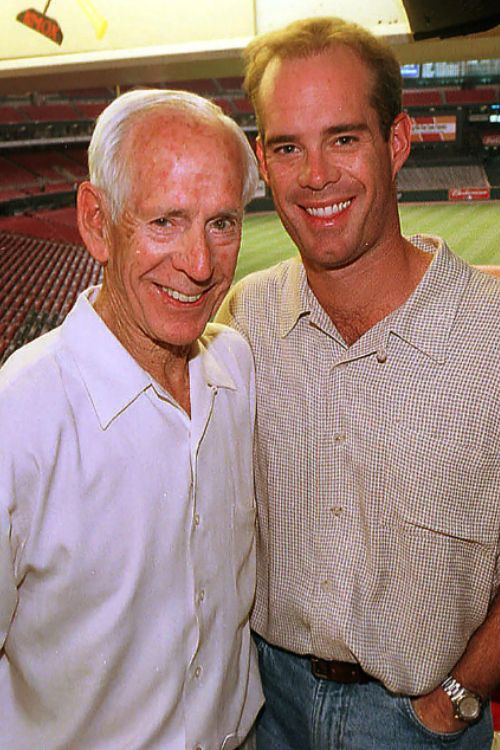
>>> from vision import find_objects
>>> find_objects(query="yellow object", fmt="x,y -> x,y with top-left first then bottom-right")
76,0 -> 108,39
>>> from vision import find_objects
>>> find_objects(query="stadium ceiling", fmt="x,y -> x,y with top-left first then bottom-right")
0,0 -> 498,95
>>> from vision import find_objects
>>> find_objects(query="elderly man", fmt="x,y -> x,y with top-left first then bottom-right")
0,89 -> 263,749
217,16 -> 500,750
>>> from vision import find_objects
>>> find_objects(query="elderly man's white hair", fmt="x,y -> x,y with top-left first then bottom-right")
88,88 -> 259,221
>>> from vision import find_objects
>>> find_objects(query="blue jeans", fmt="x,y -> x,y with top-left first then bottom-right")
254,635 -> 493,750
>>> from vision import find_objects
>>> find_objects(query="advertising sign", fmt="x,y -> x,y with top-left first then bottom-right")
411,115 -> 457,142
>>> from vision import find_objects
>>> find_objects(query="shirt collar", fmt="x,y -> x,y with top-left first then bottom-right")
278,257 -> 312,338
384,235 -> 472,363
61,288 -> 236,429
61,288 -> 152,429
278,236 -> 471,364
190,331 -> 237,392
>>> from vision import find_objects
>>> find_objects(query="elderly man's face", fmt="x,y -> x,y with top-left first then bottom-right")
98,113 -> 245,353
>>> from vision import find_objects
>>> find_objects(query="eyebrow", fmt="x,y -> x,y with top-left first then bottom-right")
150,207 -> 242,222
148,208 -> 189,219
265,122 -> 369,147
209,209 -> 242,220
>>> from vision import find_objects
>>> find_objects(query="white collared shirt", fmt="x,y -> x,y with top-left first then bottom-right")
0,288 -> 263,749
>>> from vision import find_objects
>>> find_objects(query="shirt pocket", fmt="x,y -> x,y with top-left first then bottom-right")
354,423 -> 499,693
383,422 -> 499,547
374,424 -> 499,639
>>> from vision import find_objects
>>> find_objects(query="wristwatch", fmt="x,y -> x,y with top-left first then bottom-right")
440,675 -> 484,724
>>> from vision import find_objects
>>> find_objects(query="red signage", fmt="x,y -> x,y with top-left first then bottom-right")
482,133 -> 500,147
17,8 -> 63,45
411,115 -> 457,142
448,187 -> 491,201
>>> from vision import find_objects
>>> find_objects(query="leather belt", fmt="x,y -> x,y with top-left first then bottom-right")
311,656 -> 374,684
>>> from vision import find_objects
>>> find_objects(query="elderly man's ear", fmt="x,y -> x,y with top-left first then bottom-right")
77,182 -> 111,265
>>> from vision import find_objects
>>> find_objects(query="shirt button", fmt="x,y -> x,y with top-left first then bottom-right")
331,506 -> 343,517
194,513 -> 200,527
198,589 -> 205,603
194,665 -> 202,679
333,432 -> 346,444
320,579 -> 332,593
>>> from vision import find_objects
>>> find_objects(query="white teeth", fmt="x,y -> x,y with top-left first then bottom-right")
306,200 -> 351,217
161,286 -> 202,303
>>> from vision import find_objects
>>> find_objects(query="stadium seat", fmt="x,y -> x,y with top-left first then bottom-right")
18,104 -> 82,122
402,90 -> 443,107
444,87 -> 496,105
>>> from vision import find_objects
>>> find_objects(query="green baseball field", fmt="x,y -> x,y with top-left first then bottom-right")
235,202 -> 499,283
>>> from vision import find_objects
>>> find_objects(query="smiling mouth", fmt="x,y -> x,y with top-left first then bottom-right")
305,199 -> 352,217
160,285 -> 204,303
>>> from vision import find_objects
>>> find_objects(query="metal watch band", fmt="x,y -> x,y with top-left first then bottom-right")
441,675 -> 466,701
440,675 -> 483,723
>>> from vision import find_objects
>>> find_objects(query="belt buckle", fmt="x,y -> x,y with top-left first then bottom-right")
310,656 -> 370,684
311,656 -> 330,680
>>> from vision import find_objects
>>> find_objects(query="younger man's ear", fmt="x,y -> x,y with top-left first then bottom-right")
77,182 -> 111,265
389,112 -> 412,179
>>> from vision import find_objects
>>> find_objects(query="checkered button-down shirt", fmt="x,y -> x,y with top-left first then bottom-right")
217,235 -> 500,695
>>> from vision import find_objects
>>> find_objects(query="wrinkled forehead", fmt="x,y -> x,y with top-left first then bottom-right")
121,110 -> 244,184
115,110 -> 245,214
123,109 -> 223,156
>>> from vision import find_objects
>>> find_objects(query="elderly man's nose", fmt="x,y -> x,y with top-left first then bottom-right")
175,234 -> 213,281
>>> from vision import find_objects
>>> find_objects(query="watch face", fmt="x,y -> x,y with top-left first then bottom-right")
458,695 -> 481,721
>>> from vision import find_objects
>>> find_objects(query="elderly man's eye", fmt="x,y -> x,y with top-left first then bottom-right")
212,218 -> 230,230
210,216 -> 239,232
153,217 -> 171,227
